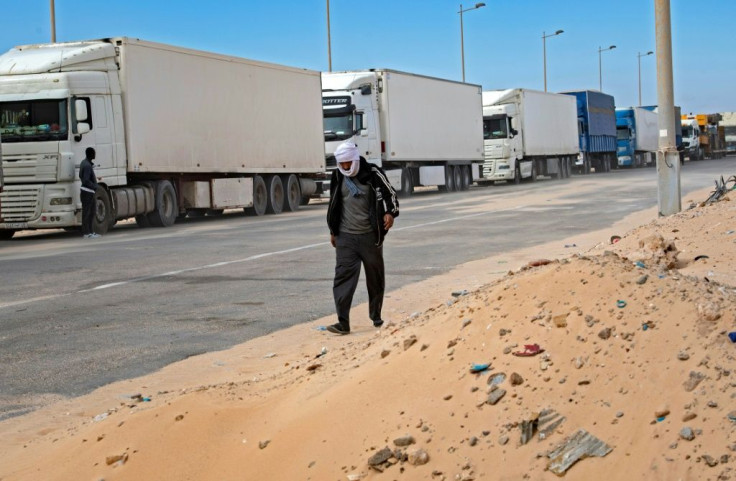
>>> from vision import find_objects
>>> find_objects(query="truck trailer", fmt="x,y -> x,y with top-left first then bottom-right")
640,105 -> 683,163
321,70 -> 484,196
615,107 -> 658,167
720,112 -> 736,155
561,90 -> 616,174
0,38 -> 326,239
481,88 -> 578,183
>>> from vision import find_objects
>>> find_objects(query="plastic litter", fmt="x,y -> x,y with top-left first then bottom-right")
728,332 -> 736,343
694,255 -> 709,261
634,261 -> 646,268
616,300 -> 627,308
564,244 -> 577,248
314,326 -> 327,331
610,235 -> 621,244
547,429 -> 612,475
470,363 -> 491,373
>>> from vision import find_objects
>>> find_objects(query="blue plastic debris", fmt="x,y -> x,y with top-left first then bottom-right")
470,363 -> 491,373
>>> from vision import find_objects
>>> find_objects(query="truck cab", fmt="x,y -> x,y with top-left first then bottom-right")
482,104 -> 523,181
681,118 -> 702,160
0,42 -> 125,239
615,117 -> 635,167
322,72 -> 381,171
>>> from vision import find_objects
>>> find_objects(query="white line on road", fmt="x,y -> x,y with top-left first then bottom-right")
0,205 -> 526,311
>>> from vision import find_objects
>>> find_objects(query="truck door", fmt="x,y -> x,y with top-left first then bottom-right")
70,96 -> 114,179
355,87 -> 380,162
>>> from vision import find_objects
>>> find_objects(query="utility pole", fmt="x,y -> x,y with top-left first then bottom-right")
654,0 -> 681,215
326,0 -> 332,71
50,0 -> 56,42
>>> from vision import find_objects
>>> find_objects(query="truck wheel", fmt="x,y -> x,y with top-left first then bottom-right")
282,174 -> 301,212
441,165 -> 456,192
399,167 -> 414,197
246,175 -> 268,216
92,187 -> 112,235
265,175 -> 284,214
452,166 -> 463,192
514,165 -> 521,184
530,162 -> 537,182
459,166 -> 471,190
0,230 -> 16,240
148,180 -> 178,227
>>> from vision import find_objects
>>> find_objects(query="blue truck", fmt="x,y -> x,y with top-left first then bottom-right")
615,107 -> 659,167
561,90 -> 617,174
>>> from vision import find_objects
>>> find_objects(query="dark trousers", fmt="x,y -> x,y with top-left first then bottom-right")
81,191 -> 96,236
333,232 -> 385,328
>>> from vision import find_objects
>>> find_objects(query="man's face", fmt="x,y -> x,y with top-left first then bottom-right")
339,161 -> 353,171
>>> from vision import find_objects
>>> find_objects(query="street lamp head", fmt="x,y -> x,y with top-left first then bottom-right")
475,2 -> 486,8
609,45 -> 617,50
646,50 -> 654,55
555,29 -> 564,35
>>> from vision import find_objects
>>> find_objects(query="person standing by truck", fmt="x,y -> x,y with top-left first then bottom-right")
79,148 -> 100,239
326,141 -> 399,335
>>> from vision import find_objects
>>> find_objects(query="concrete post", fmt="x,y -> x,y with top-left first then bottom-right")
654,0 -> 681,216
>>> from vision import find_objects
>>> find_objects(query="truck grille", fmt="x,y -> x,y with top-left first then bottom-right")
0,186 -> 42,222
483,159 -> 495,176
2,153 -> 58,183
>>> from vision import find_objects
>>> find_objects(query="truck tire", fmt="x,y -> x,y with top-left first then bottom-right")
0,229 -> 16,240
459,165 -> 471,190
514,165 -> 522,184
265,175 -> 284,215
148,180 -> 178,227
246,175 -> 268,216
92,187 -> 113,235
399,167 -> 413,197
282,174 -> 301,212
530,162 -> 537,182
452,166 -> 463,191
438,165 -> 455,192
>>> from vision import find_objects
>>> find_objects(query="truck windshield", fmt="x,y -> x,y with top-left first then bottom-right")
682,125 -> 694,137
616,127 -> 630,140
0,99 -> 68,142
483,117 -> 508,140
323,113 -> 354,141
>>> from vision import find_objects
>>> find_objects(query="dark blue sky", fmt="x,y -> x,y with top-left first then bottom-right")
2,1 -> 733,113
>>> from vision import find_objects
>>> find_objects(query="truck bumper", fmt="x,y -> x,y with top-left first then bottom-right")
0,183 -> 79,230
482,160 -> 514,181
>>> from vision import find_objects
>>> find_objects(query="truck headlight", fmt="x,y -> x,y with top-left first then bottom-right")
50,197 -> 73,205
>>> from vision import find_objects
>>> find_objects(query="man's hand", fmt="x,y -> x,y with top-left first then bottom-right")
330,234 -> 336,248
383,214 -> 394,230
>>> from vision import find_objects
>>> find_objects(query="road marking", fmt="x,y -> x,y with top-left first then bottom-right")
0,205 -> 526,309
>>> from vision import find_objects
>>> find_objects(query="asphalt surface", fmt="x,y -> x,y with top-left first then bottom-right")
0,158 -> 734,420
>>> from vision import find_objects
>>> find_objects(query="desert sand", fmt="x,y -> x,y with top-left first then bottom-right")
0,185 -> 734,481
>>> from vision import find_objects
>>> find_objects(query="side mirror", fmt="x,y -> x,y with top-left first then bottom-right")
75,99 -> 88,122
77,123 -> 90,135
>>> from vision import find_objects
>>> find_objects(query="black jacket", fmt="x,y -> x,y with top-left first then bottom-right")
326,159 -> 399,247
79,158 -> 99,193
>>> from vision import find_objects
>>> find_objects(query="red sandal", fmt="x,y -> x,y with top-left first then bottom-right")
512,344 -> 545,357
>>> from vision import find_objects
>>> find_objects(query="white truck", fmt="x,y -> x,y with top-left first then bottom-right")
321,70 -> 484,196
0,38 -> 326,239
480,89 -> 578,183
680,117 -> 702,160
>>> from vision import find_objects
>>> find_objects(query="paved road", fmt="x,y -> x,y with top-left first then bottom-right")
0,158 -> 733,420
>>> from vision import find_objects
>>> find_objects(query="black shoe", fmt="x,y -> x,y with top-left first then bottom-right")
373,319 -> 384,328
326,323 -> 350,335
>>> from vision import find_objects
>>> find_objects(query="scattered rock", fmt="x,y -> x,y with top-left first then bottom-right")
498,435 -> 509,445
259,440 -> 271,449
469,436 -> 478,447
683,371 -> 706,392
636,274 -> 649,285
486,389 -> 506,405
547,429 -> 613,475
509,372 -> 524,386
682,412 -> 697,422
407,448 -> 429,466
381,350 -> 391,359
677,351 -> 690,361
393,435 -> 415,447
654,406 -> 670,418
105,453 -> 128,466
403,336 -> 418,350
680,427 -> 695,441
598,328 -> 612,340
367,447 -> 393,466
702,454 -> 719,467
452,290 -> 469,297
697,302 -> 722,322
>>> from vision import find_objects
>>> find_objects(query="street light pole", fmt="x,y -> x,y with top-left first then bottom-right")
542,29 -> 564,92
597,45 -> 616,91
50,0 -> 56,43
637,50 -> 654,105
459,3 -> 486,82
326,0 -> 332,71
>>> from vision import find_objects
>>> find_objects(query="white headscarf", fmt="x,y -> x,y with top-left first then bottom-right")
334,141 -> 360,177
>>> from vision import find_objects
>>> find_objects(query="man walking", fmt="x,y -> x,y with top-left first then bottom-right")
326,141 -> 399,335
79,147 -> 100,238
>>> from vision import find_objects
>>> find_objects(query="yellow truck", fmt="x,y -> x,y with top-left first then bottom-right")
682,113 -> 725,160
